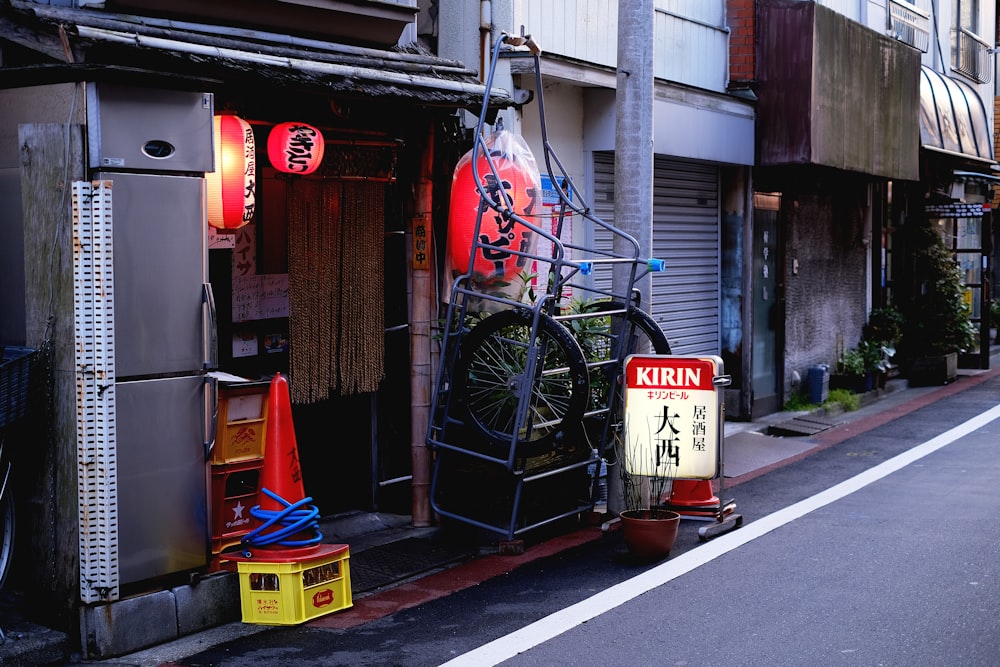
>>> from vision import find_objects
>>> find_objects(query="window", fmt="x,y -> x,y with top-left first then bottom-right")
951,0 -> 992,83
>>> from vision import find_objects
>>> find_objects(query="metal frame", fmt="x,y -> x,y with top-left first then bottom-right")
427,33 -> 667,540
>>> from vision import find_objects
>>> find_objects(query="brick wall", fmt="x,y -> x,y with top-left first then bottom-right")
727,0 -> 756,86
782,187 -> 870,393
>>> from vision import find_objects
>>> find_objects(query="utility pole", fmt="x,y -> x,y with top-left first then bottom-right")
609,0 -> 654,515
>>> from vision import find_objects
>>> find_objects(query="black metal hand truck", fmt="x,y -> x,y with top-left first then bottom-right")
426,32 -> 670,541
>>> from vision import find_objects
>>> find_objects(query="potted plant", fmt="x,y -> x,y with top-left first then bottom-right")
832,342 -> 877,393
614,425 -> 681,561
862,305 -> 903,385
899,224 -> 977,385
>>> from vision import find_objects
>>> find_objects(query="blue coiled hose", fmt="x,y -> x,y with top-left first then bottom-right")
242,487 -> 323,550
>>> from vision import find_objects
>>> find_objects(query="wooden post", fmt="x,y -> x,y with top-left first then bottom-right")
20,121 -> 85,620
410,122 -> 435,527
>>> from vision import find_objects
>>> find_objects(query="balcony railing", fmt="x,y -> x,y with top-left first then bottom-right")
952,27 -> 993,84
888,0 -> 930,52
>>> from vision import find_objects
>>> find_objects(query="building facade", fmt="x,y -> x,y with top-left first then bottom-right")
1,0 -> 994,658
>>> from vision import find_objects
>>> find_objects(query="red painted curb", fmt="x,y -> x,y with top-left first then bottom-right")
308,527 -> 605,630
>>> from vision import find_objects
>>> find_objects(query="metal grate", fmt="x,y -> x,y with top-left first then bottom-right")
952,27 -> 993,84
888,0 -> 930,53
73,180 -> 119,604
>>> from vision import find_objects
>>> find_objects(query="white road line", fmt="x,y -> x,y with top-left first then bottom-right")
439,403 -> 1000,667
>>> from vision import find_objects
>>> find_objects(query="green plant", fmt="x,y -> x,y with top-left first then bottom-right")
864,306 -> 904,345
900,224 -> 977,357
837,346 -> 866,376
783,391 -> 817,412
990,298 -> 1000,329
824,388 -> 860,412
837,339 -> 888,377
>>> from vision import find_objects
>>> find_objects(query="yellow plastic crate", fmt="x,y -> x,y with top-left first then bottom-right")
233,544 -> 352,625
213,382 -> 270,464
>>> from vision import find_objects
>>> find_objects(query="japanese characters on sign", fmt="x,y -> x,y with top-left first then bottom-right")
413,214 -> 430,270
623,355 -> 724,480
267,122 -> 325,175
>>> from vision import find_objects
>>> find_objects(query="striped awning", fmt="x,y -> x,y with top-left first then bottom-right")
919,66 -> 995,165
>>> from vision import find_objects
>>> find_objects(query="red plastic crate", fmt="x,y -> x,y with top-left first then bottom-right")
211,459 -> 264,540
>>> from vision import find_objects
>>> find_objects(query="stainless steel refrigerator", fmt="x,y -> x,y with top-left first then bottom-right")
88,83 -> 217,585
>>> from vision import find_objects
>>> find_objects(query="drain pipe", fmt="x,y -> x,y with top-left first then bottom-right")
410,121 -> 435,527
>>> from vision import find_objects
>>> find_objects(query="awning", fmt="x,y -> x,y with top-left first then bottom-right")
0,2 -> 513,112
919,66 -> 994,165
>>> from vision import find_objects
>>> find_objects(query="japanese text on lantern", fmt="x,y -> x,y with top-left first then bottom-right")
280,125 -> 320,172
243,125 -> 256,223
476,173 -> 537,274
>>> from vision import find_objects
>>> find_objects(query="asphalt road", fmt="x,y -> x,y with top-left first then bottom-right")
107,372 -> 1000,667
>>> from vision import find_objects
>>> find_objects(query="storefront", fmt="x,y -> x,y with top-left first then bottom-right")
1,1 -> 511,655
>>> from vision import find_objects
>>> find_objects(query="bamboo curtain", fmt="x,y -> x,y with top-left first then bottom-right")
287,179 -> 385,403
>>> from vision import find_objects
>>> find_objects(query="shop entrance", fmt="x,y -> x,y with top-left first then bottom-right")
751,193 -> 783,416
210,142 -> 413,516
930,211 -> 992,369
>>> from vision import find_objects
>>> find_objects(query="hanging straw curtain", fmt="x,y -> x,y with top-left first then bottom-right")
287,179 -> 385,403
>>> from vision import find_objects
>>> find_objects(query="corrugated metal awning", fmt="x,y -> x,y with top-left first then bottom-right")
919,66 -> 995,165
0,2 -> 512,112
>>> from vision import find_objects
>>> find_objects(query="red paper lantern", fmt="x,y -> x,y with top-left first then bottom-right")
267,122 -> 325,175
207,114 -> 256,230
447,146 -> 540,282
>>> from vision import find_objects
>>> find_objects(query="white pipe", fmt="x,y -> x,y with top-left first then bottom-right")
23,0 -> 460,66
74,25 -> 511,99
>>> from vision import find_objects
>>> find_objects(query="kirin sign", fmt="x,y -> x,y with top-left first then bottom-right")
622,355 -> 725,480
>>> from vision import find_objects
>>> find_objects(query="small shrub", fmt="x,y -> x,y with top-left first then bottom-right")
837,347 -> 866,376
824,388 -> 859,412
864,306 -> 904,345
783,391 -> 817,412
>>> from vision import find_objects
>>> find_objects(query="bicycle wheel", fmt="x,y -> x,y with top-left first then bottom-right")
569,301 -> 670,410
454,308 -> 590,457
0,462 -> 14,592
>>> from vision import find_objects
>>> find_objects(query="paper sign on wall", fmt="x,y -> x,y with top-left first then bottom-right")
623,355 -> 725,480
232,274 -> 288,322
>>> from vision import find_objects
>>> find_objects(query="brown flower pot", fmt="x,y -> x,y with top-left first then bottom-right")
619,509 -> 681,561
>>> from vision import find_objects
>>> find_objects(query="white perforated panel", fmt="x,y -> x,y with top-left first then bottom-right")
73,180 -> 119,604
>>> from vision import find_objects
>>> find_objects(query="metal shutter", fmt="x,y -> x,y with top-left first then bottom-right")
592,152 -> 720,355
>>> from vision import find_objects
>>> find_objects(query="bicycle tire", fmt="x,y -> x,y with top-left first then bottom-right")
567,301 -> 671,459
454,307 -> 590,457
0,463 -> 14,592
570,301 -> 670,408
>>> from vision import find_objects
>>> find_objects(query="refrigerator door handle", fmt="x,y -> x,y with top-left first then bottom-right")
203,282 -> 218,370
204,374 -> 218,461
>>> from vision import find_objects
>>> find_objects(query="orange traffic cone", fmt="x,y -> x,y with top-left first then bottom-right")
258,373 -> 305,513
667,479 -> 719,514
244,373 -> 322,555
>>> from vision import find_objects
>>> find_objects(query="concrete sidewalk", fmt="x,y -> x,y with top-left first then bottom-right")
5,346 -> 1000,666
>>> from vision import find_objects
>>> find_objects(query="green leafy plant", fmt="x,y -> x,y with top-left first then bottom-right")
824,388 -> 859,412
899,225 -> 977,357
837,346 -> 866,376
864,306 -> 903,346
783,391 -> 817,412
